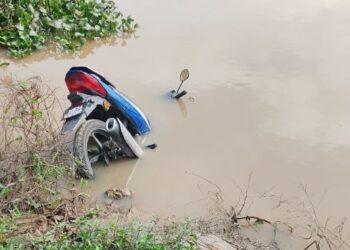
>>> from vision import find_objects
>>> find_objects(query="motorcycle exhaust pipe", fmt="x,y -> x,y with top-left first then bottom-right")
105,118 -> 143,158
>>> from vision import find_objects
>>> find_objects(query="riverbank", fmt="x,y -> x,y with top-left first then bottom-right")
0,75 -> 349,249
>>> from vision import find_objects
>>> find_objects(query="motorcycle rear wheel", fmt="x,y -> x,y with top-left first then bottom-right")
73,119 -> 112,179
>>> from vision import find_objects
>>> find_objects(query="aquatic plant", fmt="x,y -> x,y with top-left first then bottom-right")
0,0 -> 137,57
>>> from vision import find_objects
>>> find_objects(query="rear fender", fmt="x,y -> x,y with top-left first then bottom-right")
61,94 -> 106,134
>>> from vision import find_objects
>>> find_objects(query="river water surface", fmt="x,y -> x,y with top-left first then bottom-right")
2,0 -> 350,232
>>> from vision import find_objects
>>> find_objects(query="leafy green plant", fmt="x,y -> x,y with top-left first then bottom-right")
30,153 -> 65,183
0,216 -> 16,245
4,216 -> 198,250
0,0 -> 138,57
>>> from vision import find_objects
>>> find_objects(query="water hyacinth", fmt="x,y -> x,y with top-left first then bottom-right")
0,0 -> 138,57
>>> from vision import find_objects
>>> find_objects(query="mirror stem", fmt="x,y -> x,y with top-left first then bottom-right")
176,80 -> 185,94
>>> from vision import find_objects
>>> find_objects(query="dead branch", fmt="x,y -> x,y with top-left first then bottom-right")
304,240 -> 320,250
186,171 -> 223,194
234,216 -> 272,225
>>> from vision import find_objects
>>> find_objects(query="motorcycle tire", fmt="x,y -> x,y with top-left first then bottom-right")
73,119 -> 111,179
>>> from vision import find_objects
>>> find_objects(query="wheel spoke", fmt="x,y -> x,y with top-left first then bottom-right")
102,152 -> 109,165
89,154 -> 101,164
88,148 -> 100,154
91,133 -> 103,151
87,131 -> 111,165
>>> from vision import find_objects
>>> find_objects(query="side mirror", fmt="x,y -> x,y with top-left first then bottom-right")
180,69 -> 189,82
171,69 -> 190,99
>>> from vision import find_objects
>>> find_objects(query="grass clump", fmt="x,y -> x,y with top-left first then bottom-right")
0,0 -> 137,57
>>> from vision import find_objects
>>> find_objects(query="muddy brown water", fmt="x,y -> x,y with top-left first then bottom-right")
2,0 -> 350,235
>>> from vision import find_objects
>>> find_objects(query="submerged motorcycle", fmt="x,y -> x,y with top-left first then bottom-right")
61,67 -> 151,179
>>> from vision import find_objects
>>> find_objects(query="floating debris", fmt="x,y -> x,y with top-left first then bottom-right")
146,143 -> 157,149
105,187 -> 133,200
0,62 -> 10,67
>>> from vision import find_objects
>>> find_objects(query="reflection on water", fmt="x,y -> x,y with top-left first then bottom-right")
176,99 -> 188,118
0,32 -> 138,68
2,0 -> 350,235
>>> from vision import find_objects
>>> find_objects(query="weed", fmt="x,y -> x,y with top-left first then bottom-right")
0,216 -> 16,245
1,212 -> 198,249
0,76 -> 77,215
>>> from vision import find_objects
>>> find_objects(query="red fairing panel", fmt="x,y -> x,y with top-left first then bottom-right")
65,71 -> 107,97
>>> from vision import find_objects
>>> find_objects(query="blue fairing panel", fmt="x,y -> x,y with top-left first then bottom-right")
93,75 -> 151,135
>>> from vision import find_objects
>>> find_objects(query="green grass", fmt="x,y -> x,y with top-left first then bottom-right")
0,0 -> 138,57
0,211 -> 198,250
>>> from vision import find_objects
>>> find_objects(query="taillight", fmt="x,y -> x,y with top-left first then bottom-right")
65,71 -> 107,97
